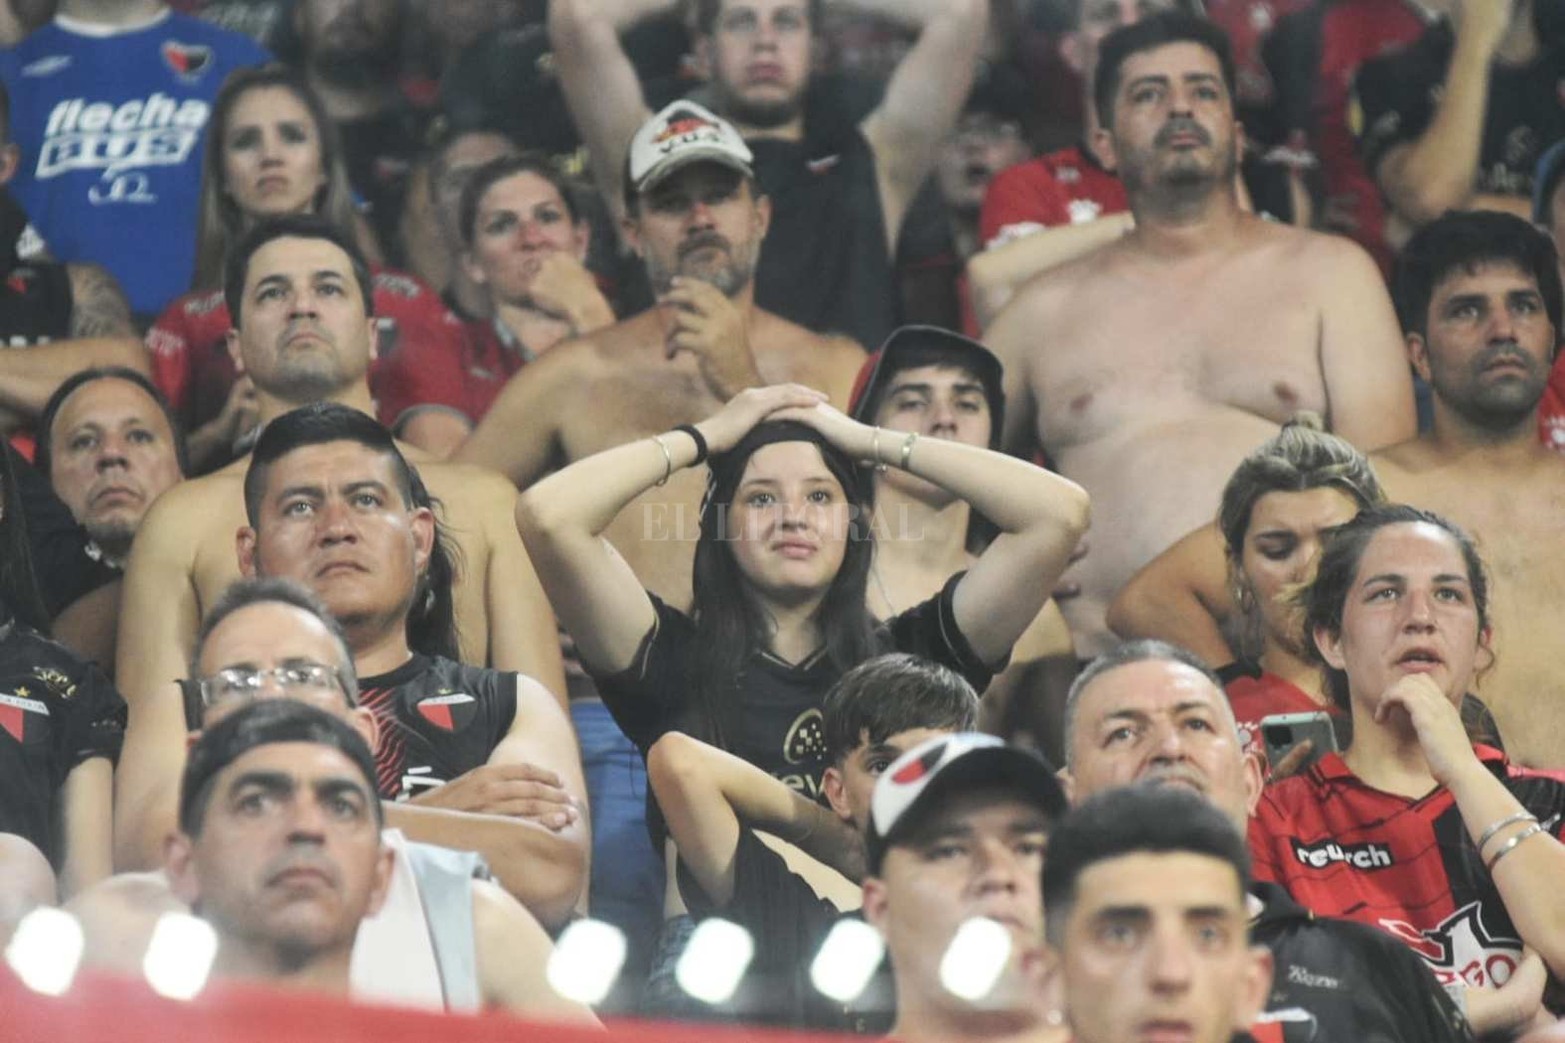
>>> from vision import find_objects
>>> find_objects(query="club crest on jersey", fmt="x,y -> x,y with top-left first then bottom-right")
1380,901 -> 1521,989
0,690 -> 49,745
415,690 -> 476,732
161,41 -> 214,81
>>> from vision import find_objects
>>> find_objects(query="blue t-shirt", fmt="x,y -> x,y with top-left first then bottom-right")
1,11 -> 269,317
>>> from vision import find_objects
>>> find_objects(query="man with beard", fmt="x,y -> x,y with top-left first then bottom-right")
549,0 -> 987,349
985,12 -> 1415,659
1105,211 -> 1565,769
455,103 -> 861,983
292,0 -> 428,265
1369,210 -> 1565,767
457,102 -> 863,611
114,214 -> 565,871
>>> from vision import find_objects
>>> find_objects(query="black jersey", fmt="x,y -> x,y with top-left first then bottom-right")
749,124 -> 897,350
0,620 -> 124,865
592,572 -> 998,801
357,654 -> 517,801
0,189 -> 72,348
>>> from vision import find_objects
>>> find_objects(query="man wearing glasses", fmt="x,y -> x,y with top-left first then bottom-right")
72,576 -> 598,1019
215,402 -> 587,930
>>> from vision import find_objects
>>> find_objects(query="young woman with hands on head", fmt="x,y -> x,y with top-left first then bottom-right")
514,381 -> 1090,794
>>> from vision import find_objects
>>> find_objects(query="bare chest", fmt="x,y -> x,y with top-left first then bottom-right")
1032,267 -> 1327,448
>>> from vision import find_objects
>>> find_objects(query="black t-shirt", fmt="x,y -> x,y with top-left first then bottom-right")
7,444 -> 117,618
357,654 -> 517,801
749,123 -> 897,351
1353,20 -> 1565,199
592,572 -> 997,800
679,827 -> 893,1032
0,188 -> 73,349
0,621 -> 125,865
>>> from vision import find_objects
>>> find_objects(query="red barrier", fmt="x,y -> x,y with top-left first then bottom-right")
0,967 -> 857,1043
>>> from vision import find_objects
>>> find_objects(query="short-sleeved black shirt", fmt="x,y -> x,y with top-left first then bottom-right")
357,654 -> 517,801
1353,20 -> 1565,199
0,621 -> 125,865
592,572 -> 998,799
678,827 -> 893,1032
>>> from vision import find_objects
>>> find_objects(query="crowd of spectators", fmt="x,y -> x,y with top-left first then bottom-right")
2,0 -> 1565,1041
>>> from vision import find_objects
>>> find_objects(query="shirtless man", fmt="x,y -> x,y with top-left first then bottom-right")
114,214 -> 565,870
1110,210 -> 1565,767
985,11 -> 1414,657
456,102 -> 864,609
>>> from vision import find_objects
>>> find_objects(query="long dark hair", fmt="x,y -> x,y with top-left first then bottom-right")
688,422 -> 879,748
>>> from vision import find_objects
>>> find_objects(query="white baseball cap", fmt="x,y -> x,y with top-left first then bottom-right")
628,100 -> 755,195
865,733 -> 1065,874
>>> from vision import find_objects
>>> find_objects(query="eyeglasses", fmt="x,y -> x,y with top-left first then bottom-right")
196,663 -> 346,707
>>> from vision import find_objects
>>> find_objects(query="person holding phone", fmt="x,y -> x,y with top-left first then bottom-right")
1115,417 -> 1383,770
1250,503 -> 1565,1014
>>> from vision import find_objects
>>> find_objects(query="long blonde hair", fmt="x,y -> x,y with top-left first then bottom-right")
190,64 -> 362,291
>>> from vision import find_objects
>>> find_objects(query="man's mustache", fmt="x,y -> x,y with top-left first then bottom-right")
679,232 -> 731,259
1156,117 -> 1211,147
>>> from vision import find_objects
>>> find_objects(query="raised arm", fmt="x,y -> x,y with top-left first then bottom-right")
517,384 -> 828,674
548,0 -> 664,223
1367,5 -> 1508,226
1107,522 -> 1238,666
777,401 -> 1090,665
112,486 -> 205,870
647,731 -> 863,906
1394,674 -> 1565,980
1316,238 -> 1417,450
857,0 -> 990,249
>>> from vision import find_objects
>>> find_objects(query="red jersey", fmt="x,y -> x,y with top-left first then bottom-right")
1224,669 -> 1334,761
1249,746 -> 1565,991
978,145 -> 1128,249
145,268 -> 464,436
456,317 -> 526,421
1541,354 -> 1565,453
1314,0 -> 1427,270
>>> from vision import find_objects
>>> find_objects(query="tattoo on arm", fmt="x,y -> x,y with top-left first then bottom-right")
67,263 -> 136,338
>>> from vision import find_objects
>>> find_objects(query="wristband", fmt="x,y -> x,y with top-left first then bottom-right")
1484,823 -> 1545,872
651,434 -> 674,487
673,423 -> 708,466
1476,810 -> 1537,854
899,431 -> 919,470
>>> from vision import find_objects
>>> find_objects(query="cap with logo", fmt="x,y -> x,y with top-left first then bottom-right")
628,100 -> 755,196
848,326 -> 1006,448
865,732 -> 1064,874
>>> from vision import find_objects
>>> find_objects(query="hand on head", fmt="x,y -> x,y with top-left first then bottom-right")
695,383 -> 828,454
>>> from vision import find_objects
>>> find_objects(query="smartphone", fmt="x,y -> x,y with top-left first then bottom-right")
1260,711 -> 1338,774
